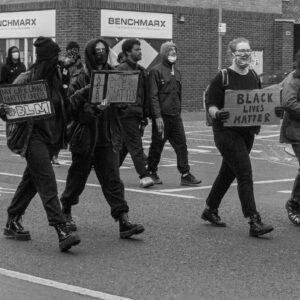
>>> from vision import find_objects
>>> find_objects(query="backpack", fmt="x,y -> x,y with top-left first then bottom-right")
204,68 -> 261,126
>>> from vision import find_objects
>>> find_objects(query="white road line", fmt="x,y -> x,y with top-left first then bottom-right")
0,172 -> 195,199
0,267 -> 133,300
157,178 -> 295,193
277,190 -> 291,194
196,145 -> 216,149
187,148 -> 210,153
256,134 -> 280,139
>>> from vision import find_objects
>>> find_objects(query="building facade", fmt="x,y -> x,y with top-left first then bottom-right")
0,0 -> 296,110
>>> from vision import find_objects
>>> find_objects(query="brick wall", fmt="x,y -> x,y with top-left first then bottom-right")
0,0 -> 283,110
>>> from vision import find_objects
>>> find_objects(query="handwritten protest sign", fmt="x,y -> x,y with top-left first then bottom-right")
0,80 -> 54,123
90,70 -> 139,104
223,88 -> 281,127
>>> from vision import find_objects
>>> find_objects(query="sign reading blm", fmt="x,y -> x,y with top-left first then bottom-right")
223,88 -> 281,127
0,80 -> 54,123
90,70 -> 140,104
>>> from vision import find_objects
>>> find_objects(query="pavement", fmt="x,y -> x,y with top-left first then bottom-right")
0,113 -> 299,300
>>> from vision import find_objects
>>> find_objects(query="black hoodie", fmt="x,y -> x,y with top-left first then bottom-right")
68,38 -> 122,153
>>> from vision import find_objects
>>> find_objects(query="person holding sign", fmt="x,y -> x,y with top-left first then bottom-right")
147,41 -> 201,186
2,37 -> 81,252
280,50 -> 300,225
201,37 -> 276,237
60,38 -> 144,239
117,39 -> 153,188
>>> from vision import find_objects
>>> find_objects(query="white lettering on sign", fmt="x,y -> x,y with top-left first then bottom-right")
224,88 -> 281,127
101,9 -> 172,39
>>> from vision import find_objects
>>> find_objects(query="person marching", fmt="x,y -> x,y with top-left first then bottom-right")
1,37 -> 80,252
60,38 -> 145,238
201,37 -> 276,237
117,39 -> 154,188
0,46 -> 26,84
280,50 -> 300,225
147,41 -> 201,186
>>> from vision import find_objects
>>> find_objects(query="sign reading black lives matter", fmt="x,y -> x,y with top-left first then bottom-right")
0,80 -> 54,123
90,70 -> 140,104
223,88 -> 281,127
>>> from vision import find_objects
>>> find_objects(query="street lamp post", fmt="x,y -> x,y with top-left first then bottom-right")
218,0 -> 222,70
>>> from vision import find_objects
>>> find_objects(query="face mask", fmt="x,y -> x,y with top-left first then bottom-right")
12,52 -> 19,60
233,52 -> 251,69
168,55 -> 177,64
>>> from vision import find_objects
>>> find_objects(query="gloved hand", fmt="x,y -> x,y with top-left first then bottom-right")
215,109 -> 230,121
139,118 -> 148,136
275,106 -> 284,118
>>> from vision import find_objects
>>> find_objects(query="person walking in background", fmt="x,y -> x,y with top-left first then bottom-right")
117,39 -> 154,188
1,37 -> 80,252
0,46 -> 26,84
201,37 -> 277,237
147,41 -> 201,186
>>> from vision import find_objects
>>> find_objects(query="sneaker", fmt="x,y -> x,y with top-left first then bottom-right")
150,172 -> 162,184
63,212 -> 77,231
139,176 -> 154,188
119,213 -> 145,239
201,208 -> 226,227
181,173 -> 201,186
249,214 -> 274,237
285,199 -> 300,225
4,215 -> 31,241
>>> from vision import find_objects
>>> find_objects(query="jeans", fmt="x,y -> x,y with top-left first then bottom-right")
147,115 -> 190,174
291,144 -> 300,201
206,128 -> 258,218
7,138 -> 65,226
119,117 -> 148,178
60,146 -> 129,220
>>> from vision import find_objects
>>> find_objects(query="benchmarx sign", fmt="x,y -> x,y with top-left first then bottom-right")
101,9 -> 173,39
0,10 -> 55,38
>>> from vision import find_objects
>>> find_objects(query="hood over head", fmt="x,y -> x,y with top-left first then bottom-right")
160,41 -> 177,62
6,46 -> 21,66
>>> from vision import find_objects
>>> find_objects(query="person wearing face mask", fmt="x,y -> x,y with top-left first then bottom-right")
147,41 -> 201,186
59,38 -> 145,239
1,37 -> 81,252
117,39 -> 153,188
0,46 -> 26,84
201,37 -> 280,237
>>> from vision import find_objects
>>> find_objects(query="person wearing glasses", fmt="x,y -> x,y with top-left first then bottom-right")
201,37 -> 276,237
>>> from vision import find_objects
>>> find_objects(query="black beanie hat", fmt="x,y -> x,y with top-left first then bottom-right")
66,41 -> 79,51
34,36 -> 60,62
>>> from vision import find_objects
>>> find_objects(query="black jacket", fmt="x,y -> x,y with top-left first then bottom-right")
149,61 -> 182,118
116,59 -> 150,119
0,62 -> 26,84
68,38 -> 122,155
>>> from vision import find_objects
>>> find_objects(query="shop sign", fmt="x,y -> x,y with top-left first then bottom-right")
101,9 -> 172,39
0,10 -> 55,38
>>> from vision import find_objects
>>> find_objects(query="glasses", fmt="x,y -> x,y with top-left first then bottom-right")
234,49 -> 252,55
95,48 -> 107,53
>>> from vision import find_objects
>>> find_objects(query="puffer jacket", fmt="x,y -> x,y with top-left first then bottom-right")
280,71 -> 300,144
68,38 -> 122,155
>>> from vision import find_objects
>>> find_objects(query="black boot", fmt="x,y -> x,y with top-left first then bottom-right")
201,208 -> 226,227
4,215 -> 31,241
285,199 -> 300,225
249,214 -> 274,237
62,205 -> 77,232
119,213 -> 145,239
54,223 -> 81,252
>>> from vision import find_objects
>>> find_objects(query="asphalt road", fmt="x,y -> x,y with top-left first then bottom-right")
0,114 -> 299,300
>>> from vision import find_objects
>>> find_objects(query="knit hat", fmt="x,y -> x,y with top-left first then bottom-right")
160,41 -> 177,58
66,41 -> 80,51
34,36 -> 60,62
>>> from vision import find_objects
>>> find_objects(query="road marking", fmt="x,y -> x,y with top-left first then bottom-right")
187,148 -> 210,153
157,178 -> 295,193
0,172 -> 196,199
197,145 -> 216,149
0,267 -> 133,300
256,134 -> 279,139
277,190 -> 291,194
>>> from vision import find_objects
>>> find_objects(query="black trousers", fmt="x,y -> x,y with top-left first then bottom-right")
206,129 -> 258,218
7,138 -> 65,226
60,146 -> 129,220
119,117 -> 148,178
147,114 -> 190,174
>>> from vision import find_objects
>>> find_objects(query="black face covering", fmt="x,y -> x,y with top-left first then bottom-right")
95,53 -> 108,65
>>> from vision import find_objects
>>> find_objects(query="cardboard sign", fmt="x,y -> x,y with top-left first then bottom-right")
0,80 -> 54,123
90,70 -> 140,104
224,88 -> 281,127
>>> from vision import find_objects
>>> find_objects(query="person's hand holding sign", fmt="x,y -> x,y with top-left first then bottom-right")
96,98 -> 109,112
156,117 -> 164,139
215,109 -> 230,122
0,103 -> 11,121
275,106 -> 284,119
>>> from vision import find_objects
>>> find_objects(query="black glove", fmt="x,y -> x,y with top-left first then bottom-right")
79,102 -> 97,123
215,110 -> 230,121
275,106 -> 284,118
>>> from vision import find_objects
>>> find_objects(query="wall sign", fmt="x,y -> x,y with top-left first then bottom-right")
0,10 -> 56,38
101,9 -> 173,39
